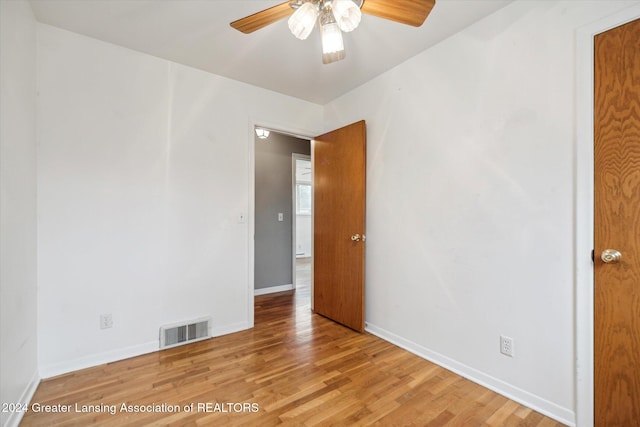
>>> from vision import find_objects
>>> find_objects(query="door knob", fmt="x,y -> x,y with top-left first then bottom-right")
351,234 -> 361,241
601,249 -> 622,264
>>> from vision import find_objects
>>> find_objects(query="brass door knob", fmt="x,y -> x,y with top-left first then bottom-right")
601,249 -> 622,264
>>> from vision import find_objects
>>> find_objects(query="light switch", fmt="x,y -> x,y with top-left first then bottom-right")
278,213 -> 284,221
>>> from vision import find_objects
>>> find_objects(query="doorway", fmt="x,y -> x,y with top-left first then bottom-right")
251,121 -> 367,333
253,127 -> 311,297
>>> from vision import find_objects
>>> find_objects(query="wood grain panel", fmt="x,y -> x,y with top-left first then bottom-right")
313,120 -> 366,332
361,0 -> 435,27
21,290 -> 564,426
230,2 -> 293,34
594,17 -> 640,426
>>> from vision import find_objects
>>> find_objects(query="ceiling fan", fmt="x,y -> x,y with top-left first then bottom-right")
230,0 -> 436,64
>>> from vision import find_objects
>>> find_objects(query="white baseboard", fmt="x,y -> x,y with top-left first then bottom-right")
211,321 -> 250,337
4,370 -> 40,427
39,320 -> 253,379
365,322 -> 575,427
254,284 -> 294,296
39,340 -> 159,379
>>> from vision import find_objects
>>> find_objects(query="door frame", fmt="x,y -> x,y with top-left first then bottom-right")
248,119 -> 320,328
575,5 -> 640,427
291,153 -> 312,292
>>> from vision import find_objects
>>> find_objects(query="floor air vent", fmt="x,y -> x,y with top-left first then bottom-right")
159,317 -> 211,349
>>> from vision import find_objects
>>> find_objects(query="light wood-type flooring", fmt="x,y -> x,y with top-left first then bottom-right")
21,262 -> 564,426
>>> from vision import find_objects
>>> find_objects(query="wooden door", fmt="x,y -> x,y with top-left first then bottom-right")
594,18 -> 640,426
313,120 -> 366,332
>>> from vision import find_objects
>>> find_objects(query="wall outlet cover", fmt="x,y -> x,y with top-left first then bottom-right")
500,335 -> 514,357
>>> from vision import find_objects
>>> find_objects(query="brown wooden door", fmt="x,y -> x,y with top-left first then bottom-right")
313,120 -> 366,332
594,17 -> 640,426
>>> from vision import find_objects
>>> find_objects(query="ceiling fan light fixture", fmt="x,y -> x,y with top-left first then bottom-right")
288,2 -> 318,40
231,0 -> 437,65
320,8 -> 346,64
331,0 -> 361,32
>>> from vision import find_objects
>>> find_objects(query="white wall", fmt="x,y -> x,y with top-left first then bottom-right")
36,24 -> 323,377
323,1 -> 638,425
295,159 -> 312,257
0,1 -> 39,426
295,215 -> 312,257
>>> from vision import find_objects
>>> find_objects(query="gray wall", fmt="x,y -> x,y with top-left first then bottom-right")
255,131 -> 310,290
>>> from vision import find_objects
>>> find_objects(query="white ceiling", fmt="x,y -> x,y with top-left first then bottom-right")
29,0 -> 512,104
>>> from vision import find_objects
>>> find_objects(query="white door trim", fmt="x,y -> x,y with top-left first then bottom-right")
575,6 -> 640,427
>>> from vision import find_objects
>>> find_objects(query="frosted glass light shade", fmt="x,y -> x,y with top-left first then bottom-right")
288,2 -> 318,40
331,0 -> 361,32
255,128 -> 270,139
320,20 -> 345,64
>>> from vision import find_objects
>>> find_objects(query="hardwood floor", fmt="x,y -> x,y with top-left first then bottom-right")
21,277 -> 565,426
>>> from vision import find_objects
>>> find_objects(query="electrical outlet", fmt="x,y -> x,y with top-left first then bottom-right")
100,313 -> 113,329
500,335 -> 514,357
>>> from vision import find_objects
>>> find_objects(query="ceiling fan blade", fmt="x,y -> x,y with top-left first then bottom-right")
361,0 -> 435,27
230,2 -> 294,34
